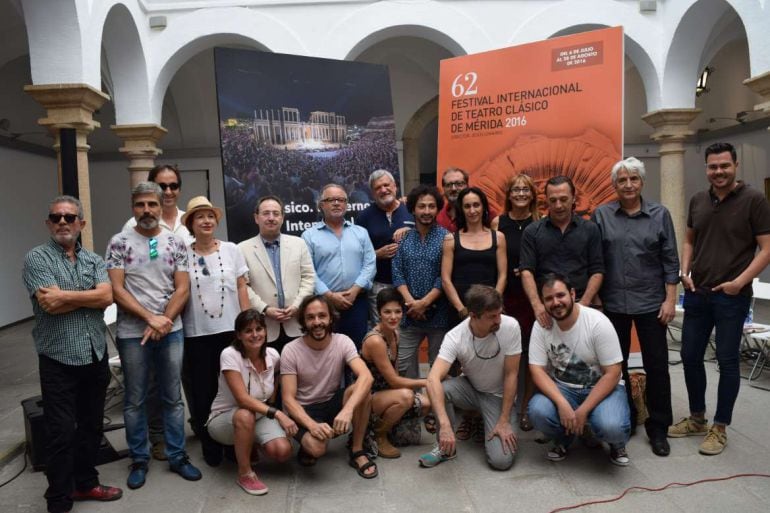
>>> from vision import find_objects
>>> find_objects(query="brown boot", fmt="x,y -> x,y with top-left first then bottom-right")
374,420 -> 401,459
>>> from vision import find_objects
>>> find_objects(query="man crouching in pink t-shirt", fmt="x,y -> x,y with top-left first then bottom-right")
280,295 -> 376,478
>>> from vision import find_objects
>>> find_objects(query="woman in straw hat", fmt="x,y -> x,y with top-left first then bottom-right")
180,196 -> 250,466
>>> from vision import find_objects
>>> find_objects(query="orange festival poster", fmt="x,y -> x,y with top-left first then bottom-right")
437,26 -> 624,217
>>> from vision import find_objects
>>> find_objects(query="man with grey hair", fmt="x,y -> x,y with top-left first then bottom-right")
592,157 -> 679,456
23,195 -> 123,512
419,285 -> 521,470
356,169 -> 413,322
105,182 -> 201,489
302,183 -> 376,348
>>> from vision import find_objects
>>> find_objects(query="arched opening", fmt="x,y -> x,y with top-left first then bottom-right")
353,34 -> 456,191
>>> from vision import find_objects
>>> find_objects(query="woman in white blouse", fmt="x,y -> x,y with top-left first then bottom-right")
181,196 -> 250,466
206,309 -> 297,495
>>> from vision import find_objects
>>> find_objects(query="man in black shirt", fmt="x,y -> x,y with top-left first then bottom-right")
520,176 -> 604,329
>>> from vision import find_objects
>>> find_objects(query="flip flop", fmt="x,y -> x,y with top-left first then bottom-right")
349,450 -> 378,479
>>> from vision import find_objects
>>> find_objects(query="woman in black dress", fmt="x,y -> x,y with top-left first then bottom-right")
442,187 -> 507,328
491,174 -> 540,431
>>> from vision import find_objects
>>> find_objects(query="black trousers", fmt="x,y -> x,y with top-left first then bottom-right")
39,353 -> 109,513
181,332 -> 232,453
605,310 -> 673,438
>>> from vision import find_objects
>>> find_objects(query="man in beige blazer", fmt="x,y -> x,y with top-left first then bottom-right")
238,195 -> 316,353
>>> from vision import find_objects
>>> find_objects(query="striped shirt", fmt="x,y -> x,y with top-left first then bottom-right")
23,239 -> 110,366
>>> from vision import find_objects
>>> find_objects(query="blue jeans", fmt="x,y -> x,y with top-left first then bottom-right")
528,382 -> 630,449
117,329 -> 186,464
681,290 -> 750,425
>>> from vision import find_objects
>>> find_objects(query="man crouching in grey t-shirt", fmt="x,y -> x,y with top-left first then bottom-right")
419,285 -> 521,470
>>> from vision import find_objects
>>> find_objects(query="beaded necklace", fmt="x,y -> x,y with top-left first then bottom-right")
192,241 -> 225,319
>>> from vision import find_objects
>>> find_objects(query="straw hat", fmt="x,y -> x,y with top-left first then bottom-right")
181,196 -> 223,227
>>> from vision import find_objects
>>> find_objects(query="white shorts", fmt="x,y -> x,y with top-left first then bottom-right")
206,408 -> 287,446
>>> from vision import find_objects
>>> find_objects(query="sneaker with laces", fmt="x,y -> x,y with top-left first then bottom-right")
699,426 -> 727,455
418,444 -> 457,468
609,446 -> 630,466
471,416 -> 485,444
169,455 -> 202,481
71,484 -> 123,502
667,417 -> 708,438
546,444 -> 567,462
237,471 -> 269,496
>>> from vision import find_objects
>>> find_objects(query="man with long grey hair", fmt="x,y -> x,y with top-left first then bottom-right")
592,156 -> 679,457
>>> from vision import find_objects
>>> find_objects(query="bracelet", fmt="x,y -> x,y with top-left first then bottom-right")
266,406 -> 277,419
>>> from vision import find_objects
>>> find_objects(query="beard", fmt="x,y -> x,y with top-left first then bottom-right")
307,322 -> 332,341
548,301 -> 574,321
138,215 -> 159,230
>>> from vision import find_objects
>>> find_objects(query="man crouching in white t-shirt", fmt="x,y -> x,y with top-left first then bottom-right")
528,273 -> 631,466
419,285 -> 522,470
280,295 -> 376,478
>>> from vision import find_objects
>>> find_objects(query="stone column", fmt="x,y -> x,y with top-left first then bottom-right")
641,108 -> 701,254
24,83 -> 110,250
111,124 -> 168,187
743,71 -> 770,125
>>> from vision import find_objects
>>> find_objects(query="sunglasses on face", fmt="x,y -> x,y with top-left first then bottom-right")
148,237 -> 159,260
157,182 -> 180,191
48,213 -> 79,224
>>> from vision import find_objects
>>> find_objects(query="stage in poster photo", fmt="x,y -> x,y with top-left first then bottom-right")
215,48 -> 399,242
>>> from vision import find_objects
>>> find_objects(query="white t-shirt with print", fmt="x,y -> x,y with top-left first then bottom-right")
437,315 -> 522,397
105,228 -> 188,338
529,305 -> 623,387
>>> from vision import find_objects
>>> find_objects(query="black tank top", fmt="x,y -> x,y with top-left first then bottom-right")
451,230 -> 498,300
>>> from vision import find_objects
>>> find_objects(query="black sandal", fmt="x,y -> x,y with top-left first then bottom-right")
348,450 -> 378,479
297,447 -> 317,467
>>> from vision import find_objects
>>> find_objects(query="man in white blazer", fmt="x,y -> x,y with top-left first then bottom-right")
238,195 -> 316,353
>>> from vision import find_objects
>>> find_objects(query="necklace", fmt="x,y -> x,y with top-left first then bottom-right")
509,213 -> 532,231
192,241 -> 225,319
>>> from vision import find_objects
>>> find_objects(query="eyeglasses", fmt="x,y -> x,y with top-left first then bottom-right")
48,213 -> 79,224
197,256 -> 210,276
444,181 -> 467,189
157,182 -> 180,191
510,188 -> 531,195
472,333 -> 501,360
148,237 -> 159,260
321,197 -> 347,204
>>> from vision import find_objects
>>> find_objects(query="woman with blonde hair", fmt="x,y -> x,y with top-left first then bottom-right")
491,174 -> 540,431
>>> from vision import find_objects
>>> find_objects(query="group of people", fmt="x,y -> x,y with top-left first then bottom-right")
23,140 -> 770,513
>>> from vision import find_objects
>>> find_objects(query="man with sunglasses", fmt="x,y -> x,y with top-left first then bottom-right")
24,195 -> 123,513
528,273 -> 631,466
419,285 -> 521,470
106,182 -> 201,489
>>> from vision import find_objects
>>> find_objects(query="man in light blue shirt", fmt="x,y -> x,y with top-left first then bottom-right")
302,184 -> 376,349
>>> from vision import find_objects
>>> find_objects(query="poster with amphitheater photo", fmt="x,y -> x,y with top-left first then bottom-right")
215,48 -> 399,242
437,26 -> 623,216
